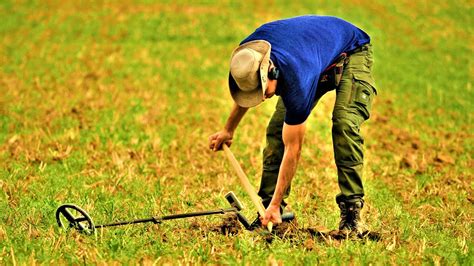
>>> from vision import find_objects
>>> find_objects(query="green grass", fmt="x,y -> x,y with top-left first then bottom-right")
1,0 -> 473,264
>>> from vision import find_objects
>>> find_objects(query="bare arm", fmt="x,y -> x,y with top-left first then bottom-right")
270,122 -> 306,207
261,122 -> 306,225
223,103 -> 248,135
209,103 -> 248,151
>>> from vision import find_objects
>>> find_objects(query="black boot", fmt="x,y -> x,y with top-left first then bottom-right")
338,198 -> 366,234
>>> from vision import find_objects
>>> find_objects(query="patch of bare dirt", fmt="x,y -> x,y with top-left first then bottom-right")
262,226 -> 381,244
190,215 -> 381,245
370,102 -> 470,176
215,216 -> 381,244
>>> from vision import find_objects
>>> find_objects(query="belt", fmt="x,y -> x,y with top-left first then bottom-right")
347,43 -> 370,55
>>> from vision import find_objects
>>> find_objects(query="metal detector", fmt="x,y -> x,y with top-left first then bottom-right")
56,191 -> 294,234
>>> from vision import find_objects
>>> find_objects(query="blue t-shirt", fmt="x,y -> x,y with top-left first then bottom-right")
238,15 -> 370,125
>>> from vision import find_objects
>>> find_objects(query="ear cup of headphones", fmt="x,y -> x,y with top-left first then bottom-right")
268,67 -> 280,80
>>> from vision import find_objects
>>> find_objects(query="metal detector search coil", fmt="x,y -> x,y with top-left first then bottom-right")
56,204 -> 96,235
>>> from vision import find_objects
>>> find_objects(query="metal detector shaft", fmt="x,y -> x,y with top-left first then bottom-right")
95,207 -> 238,228
95,217 -> 157,228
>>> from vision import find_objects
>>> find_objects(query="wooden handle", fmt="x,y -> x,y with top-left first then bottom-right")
222,144 -> 273,232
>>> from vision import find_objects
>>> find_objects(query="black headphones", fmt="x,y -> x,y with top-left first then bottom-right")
268,60 -> 280,80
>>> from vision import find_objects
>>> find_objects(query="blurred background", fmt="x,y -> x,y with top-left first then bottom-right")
0,0 -> 472,264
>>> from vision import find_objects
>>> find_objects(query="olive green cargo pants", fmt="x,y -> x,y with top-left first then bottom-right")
258,44 -> 377,208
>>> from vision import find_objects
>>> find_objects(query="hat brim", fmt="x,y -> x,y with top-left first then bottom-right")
229,40 -> 271,108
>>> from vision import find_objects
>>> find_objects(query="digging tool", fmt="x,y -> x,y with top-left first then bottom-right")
222,143 -> 273,232
56,191 -> 246,235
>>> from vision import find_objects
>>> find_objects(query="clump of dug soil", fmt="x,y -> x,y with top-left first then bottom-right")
209,213 -> 243,236
306,228 -> 382,242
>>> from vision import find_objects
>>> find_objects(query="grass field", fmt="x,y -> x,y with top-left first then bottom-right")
1,0 -> 472,264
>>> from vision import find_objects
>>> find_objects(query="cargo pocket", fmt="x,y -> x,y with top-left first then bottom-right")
351,73 -> 376,120
353,71 -> 377,93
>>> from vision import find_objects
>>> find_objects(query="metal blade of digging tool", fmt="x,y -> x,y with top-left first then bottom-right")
222,144 -> 273,232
